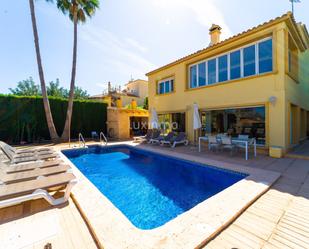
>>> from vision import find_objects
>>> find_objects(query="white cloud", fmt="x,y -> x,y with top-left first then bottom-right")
125,38 -> 148,53
79,26 -> 156,82
152,0 -> 233,39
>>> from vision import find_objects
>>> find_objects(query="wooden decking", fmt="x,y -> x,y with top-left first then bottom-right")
0,195 -> 98,249
1,142 -> 309,249
205,159 -> 309,249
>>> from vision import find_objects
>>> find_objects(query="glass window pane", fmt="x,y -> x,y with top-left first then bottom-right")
243,45 -> 256,77
171,113 -> 186,132
198,62 -> 206,86
259,39 -> 273,74
206,107 -> 265,145
190,65 -> 197,88
230,50 -> 241,80
218,55 -> 228,82
170,79 -> 174,92
208,59 -> 217,84
159,82 -> 164,94
165,81 -> 170,93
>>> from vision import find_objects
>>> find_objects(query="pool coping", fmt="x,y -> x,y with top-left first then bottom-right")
58,142 -> 280,249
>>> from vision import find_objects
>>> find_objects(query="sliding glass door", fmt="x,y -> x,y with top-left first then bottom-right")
200,106 -> 266,145
158,113 -> 186,134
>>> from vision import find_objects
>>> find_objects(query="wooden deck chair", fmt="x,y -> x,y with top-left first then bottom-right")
0,141 -> 55,158
0,141 -> 54,154
1,144 -> 59,165
0,173 -> 77,208
3,159 -> 63,174
0,164 -> 71,184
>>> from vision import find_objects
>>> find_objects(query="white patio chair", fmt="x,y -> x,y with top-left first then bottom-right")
208,136 -> 220,152
221,136 -> 236,155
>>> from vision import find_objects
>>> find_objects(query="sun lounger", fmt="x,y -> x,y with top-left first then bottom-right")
1,144 -> 59,164
150,132 -> 174,145
0,173 -> 77,208
161,132 -> 189,148
0,142 -> 55,161
133,129 -> 153,142
147,130 -> 161,144
0,141 -> 54,155
10,153 -> 58,165
0,164 -> 71,184
3,159 -> 63,173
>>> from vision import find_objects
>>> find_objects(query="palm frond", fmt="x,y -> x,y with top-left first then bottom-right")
56,0 -> 99,23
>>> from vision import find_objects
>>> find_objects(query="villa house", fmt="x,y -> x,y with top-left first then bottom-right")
147,12 -> 309,155
89,79 -> 148,107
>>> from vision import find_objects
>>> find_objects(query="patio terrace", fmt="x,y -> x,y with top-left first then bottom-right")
0,141 -> 309,249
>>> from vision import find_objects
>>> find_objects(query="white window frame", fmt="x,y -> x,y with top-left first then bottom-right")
258,38 -> 273,74
188,36 -> 273,89
242,43 -> 256,77
157,77 -> 174,95
218,54 -> 229,83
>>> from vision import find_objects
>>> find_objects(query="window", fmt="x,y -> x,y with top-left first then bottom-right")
288,50 -> 292,73
258,39 -> 273,74
188,37 -> 273,89
230,50 -> 241,80
243,45 -> 256,77
288,35 -> 298,81
190,65 -> 197,88
198,62 -> 206,86
208,58 -> 217,84
165,81 -> 170,93
218,55 -> 228,82
200,106 -> 266,145
158,78 -> 174,94
159,82 -> 164,94
171,113 -> 186,132
158,113 -> 186,134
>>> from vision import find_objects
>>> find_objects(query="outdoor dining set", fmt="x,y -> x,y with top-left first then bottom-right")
198,134 -> 257,160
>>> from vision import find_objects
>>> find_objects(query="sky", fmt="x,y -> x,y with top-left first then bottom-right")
0,0 -> 308,95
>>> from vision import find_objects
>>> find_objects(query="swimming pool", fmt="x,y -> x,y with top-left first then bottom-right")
62,145 -> 247,230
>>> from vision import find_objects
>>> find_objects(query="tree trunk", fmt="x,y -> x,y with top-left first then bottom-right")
61,11 -> 78,141
29,0 -> 59,141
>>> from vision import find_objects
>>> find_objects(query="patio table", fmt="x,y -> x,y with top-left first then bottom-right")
198,136 -> 257,160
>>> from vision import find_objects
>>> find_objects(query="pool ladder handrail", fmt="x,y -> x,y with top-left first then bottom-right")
100,132 -> 108,145
78,133 -> 86,148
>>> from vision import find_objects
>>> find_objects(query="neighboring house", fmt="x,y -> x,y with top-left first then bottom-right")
147,12 -> 309,155
124,79 -> 148,100
89,79 -> 148,107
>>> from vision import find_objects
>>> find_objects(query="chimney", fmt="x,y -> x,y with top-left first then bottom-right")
108,81 -> 111,93
209,24 -> 222,45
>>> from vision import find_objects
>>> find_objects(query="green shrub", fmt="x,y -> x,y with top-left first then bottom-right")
0,94 -> 107,143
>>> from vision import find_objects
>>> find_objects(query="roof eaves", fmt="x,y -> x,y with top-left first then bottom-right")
286,15 -> 307,51
146,12 -> 291,76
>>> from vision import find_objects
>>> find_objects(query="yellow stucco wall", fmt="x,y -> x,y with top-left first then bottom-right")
126,79 -> 148,99
147,19 -> 309,154
107,108 -> 149,139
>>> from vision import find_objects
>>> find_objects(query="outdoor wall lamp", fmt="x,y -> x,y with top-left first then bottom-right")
269,96 -> 277,105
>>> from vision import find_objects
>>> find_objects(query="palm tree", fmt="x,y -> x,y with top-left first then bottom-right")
29,0 -> 59,141
56,0 -> 99,141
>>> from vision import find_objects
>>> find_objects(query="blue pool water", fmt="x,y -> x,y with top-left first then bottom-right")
62,145 -> 247,230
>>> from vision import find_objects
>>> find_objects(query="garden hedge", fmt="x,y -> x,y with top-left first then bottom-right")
0,95 -> 107,143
